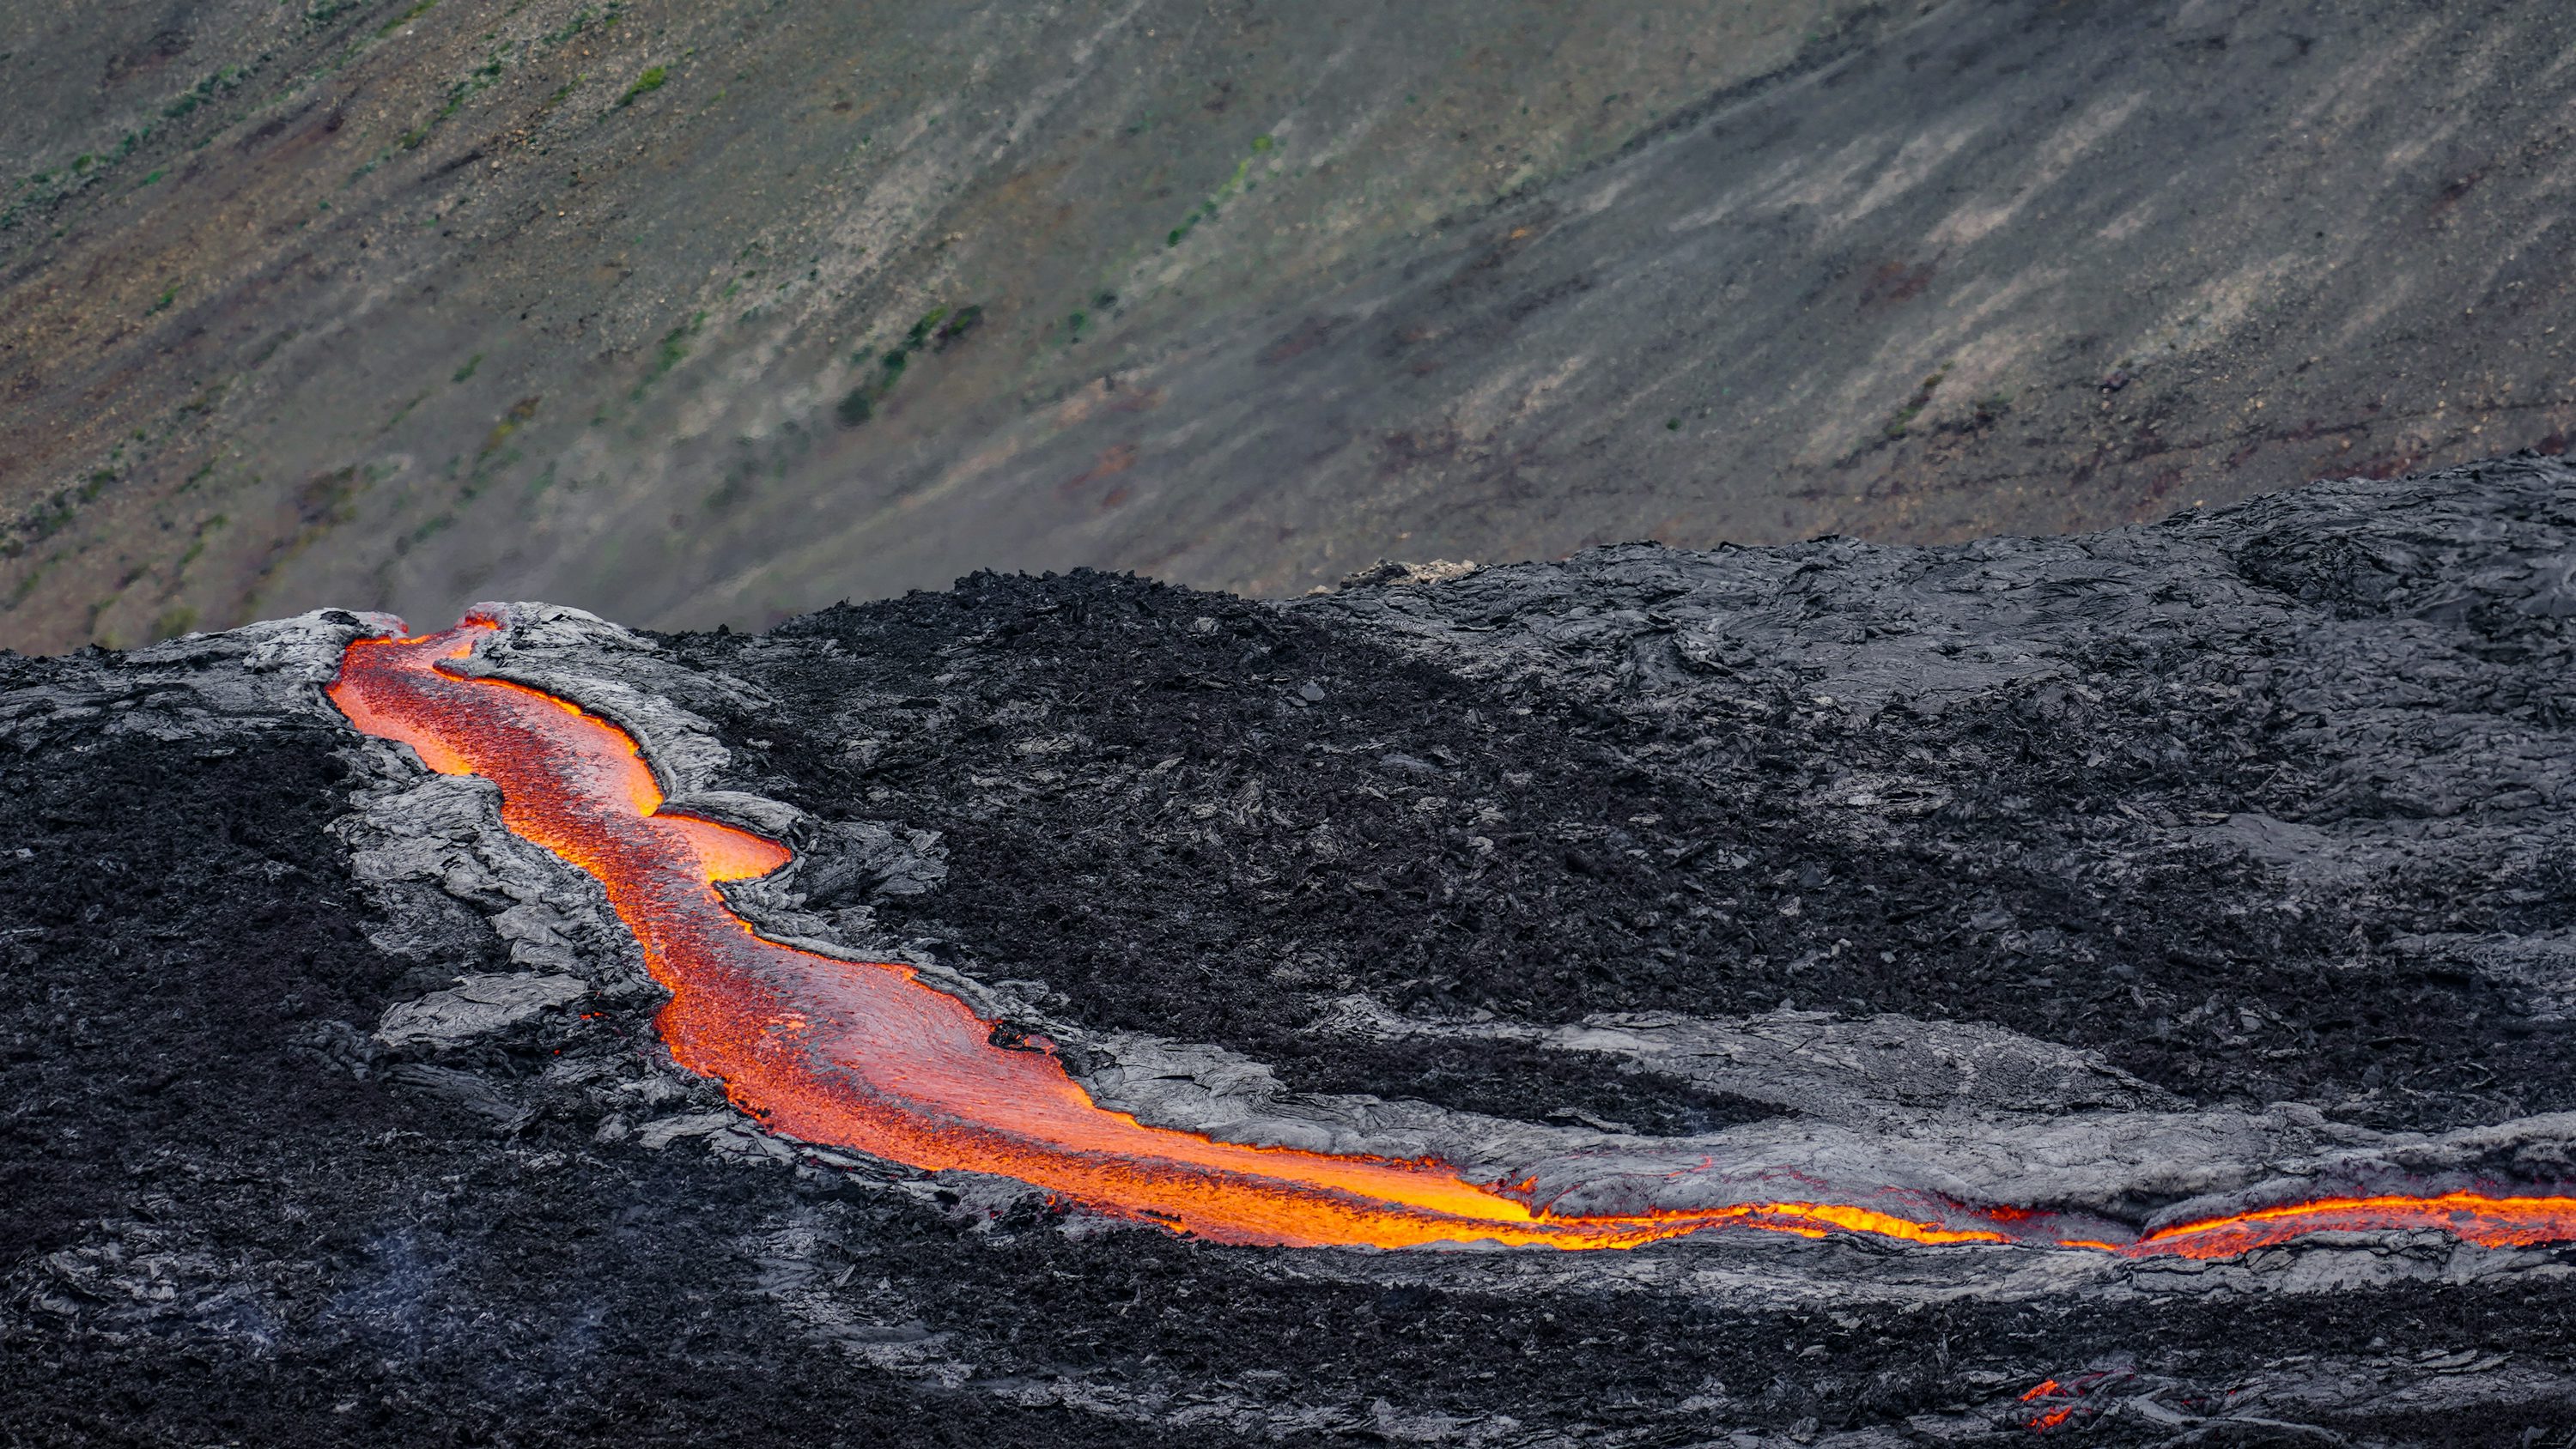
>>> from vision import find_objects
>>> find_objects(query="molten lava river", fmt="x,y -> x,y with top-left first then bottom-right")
331,618 -> 2576,1255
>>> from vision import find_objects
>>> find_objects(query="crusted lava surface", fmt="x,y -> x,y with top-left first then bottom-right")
8,458 -> 2576,1444
677,479 -> 2576,1139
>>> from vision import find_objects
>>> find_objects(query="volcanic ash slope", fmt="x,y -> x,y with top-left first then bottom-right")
9,456 -> 2576,1444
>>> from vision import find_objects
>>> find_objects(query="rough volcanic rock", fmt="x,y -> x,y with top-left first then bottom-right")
9,458 -> 2576,1445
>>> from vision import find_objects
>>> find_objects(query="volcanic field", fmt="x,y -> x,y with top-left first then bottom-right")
10,456 -> 2576,1445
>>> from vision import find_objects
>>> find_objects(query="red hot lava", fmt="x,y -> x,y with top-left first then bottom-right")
329,616 -> 2576,1255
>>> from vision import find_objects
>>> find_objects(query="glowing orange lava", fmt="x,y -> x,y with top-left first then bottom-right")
2127,1191 -> 2576,1259
2020,1378 -> 2075,1433
328,617 -> 2576,1257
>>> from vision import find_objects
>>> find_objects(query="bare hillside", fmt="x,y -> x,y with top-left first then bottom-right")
6,0 -> 2575,652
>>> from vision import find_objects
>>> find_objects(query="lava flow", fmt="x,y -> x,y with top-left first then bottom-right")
329,616 -> 2576,1256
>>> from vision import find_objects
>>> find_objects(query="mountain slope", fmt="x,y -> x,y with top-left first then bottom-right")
7,0 -> 2576,652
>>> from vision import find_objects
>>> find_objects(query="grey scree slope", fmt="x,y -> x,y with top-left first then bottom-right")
9,454 -> 2576,1444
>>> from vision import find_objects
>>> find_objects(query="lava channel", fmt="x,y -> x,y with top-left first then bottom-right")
330,616 -> 2576,1255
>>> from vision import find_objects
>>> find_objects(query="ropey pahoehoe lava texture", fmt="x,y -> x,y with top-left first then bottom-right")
9,456 -> 2576,1444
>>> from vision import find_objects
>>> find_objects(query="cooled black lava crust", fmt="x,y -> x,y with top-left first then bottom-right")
10,460 -> 2576,1444
4,731 -> 2576,1441
671,476 -> 2576,1135
4,721 -> 2575,1446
